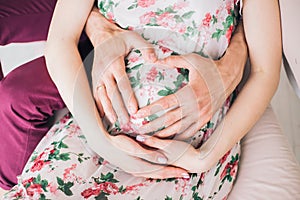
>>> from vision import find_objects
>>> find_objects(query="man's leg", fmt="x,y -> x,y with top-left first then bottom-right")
0,57 -> 65,189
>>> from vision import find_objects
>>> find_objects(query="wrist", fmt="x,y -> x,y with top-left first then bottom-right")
85,7 -> 123,46
217,40 -> 248,97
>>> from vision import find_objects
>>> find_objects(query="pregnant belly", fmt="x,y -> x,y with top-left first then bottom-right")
104,47 -> 189,136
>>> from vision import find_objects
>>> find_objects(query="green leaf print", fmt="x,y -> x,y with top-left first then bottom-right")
118,185 -> 127,193
164,6 -> 176,13
158,86 -> 175,96
182,11 -> 195,19
57,141 -> 68,149
131,63 -> 143,71
57,177 -> 64,186
95,192 -> 109,200
165,196 -> 173,200
158,71 -> 165,81
128,4 -> 138,10
133,49 -> 141,54
146,98 -> 151,106
35,174 -> 41,183
212,29 -> 223,41
129,71 -> 141,88
40,194 -> 46,200
57,177 -> 74,196
173,74 -> 185,88
59,153 -> 71,161
224,15 -> 234,29
174,15 -> 184,23
212,15 -> 218,24
192,192 -> 203,200
40,179 -> 49,191
99,172 -> 119,183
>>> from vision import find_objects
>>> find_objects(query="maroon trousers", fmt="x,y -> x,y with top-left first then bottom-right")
0,0 -> 92,189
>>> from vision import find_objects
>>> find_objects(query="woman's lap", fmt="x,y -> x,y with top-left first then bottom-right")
2,114 -> 240,200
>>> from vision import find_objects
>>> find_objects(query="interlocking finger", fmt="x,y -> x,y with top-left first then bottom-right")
94,85 -> 105,117
138,108 -> 185,134
154,116 -> 194,138
114,60 -> 139,115
174,122 -> 201,141
134,93 -> 179,118
104,75 -> 130,125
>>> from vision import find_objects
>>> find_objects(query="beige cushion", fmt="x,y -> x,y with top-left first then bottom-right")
228,106 -> 300,199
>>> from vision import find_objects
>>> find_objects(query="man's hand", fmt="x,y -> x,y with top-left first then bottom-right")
132,21 -> 248,140
133,54 -> 226,140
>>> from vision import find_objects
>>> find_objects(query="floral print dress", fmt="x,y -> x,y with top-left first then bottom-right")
3,0 -> 242,199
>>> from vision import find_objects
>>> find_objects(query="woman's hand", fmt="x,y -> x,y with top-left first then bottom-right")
135,134 -> 210,173
133,54 -> 227,140
90,133 -> 190,179
85,8 -> 157,126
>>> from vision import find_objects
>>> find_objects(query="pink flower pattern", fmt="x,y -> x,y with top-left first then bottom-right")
137,0 -> 155,8
3,0 -> 242,199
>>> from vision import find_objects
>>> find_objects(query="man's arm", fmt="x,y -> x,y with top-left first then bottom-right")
217,20 -> 248,98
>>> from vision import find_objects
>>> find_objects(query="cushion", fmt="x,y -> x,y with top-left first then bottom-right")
228,106 -> 300,199
0,0 -> 57,45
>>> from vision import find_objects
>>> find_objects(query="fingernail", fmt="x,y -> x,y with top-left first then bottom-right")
182,173 -> 190,179
157,156 -> 167,164
136,135 -> 146,142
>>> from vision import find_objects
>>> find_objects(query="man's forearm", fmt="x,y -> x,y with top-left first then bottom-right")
217,20 -> 248,97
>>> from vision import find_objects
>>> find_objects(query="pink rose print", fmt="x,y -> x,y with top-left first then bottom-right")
124,183 -> 146,194
137,0 -> 155,8
140,11 -> 156,24
173,1 -> 189,10
27,184 -> 43,197
22,177 -> 34,186
81,188 -> 94,199
157,12 -> 173,27
63,164 -> 77,181
202,13 -> 212,27
49,183 -> 58,194
226,25 -> 234,44
146,67 -> 158,81
81,182 -> 119,198
107,12 -> 115,22
159,46 -> 172,54
174,23 -> 187,34
30,160 -> 49,172
128,55 -> 140,63
220,160 -> 238,180
220,150 -> 231,164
